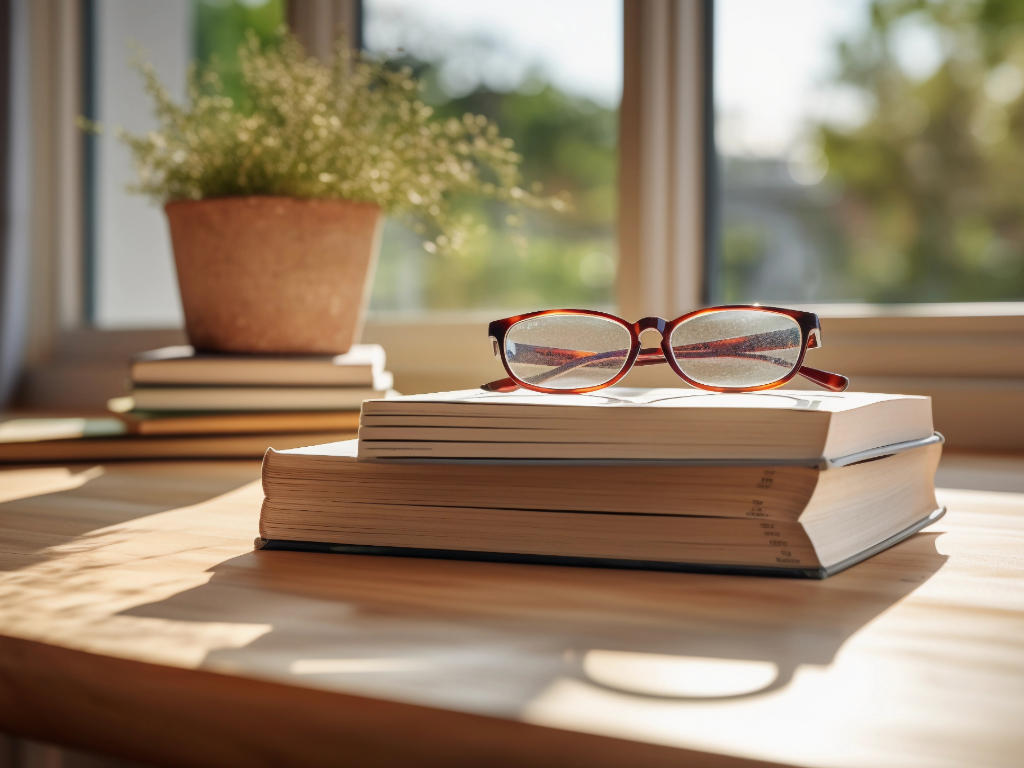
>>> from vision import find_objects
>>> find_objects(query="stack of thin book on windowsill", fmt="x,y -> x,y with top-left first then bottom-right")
257,388 -> 946,579
0,345 -> 395,462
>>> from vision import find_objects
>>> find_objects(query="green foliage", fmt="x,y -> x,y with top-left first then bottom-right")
818,0 -> 1024,301
193,0 -> 284,106
362,25 -> 618,313
369,80 -> 618,312
80,29 -> 564,254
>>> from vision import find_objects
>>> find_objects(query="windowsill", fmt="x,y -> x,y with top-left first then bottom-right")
16,303 -> 1024,448
789,301 -> 1024,319
364,301 -> 1024,327
79,301 -> 1024,333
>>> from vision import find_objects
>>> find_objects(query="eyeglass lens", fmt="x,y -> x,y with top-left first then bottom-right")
669,310 -> 802,388
504,314 -> 632,390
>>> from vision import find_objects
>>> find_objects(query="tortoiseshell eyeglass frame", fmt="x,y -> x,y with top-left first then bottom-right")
481,305 -> 850,395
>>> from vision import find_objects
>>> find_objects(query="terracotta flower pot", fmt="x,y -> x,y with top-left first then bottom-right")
165,196 -> 383,354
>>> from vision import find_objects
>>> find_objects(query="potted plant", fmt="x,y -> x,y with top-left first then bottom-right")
83,32 -> 560,354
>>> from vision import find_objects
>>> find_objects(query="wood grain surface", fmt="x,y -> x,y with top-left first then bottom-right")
0,460 -> 1022,767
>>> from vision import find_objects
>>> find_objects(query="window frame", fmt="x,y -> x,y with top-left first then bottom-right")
17,0 -> 1024,450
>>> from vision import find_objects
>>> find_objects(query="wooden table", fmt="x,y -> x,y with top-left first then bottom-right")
0,460 -> 1023,768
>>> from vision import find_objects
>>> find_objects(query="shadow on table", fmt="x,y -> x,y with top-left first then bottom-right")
0,463 -> 259,571
121,530 -> 948,715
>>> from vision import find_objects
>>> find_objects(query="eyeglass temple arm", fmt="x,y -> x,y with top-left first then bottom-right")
480,377 -> 524,393
481,347 -> 667,392
796,365 -> 849,392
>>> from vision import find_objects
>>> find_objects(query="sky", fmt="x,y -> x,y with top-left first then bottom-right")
363,0 -> 623,108
715,0 -> 874,157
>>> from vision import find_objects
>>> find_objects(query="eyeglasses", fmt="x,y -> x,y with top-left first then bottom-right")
482,306 -> 849,394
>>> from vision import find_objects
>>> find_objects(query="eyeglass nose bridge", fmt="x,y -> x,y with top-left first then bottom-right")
633,317 -> 667,336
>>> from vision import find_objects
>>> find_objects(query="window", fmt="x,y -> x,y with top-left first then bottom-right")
84,0 -> 621,325
17,0 -> 1024,447
363,0 -> 622,313
85,0 -> 285,328
714,0 -> 1024,304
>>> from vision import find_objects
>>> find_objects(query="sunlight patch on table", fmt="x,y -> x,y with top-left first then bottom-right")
291,658 -> 432,675
0,466 -> 104,505
582,650 -> 778,698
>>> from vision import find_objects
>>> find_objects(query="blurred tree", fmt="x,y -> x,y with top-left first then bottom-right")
819,0 -> 1024,301
367,33 -> 619,312
194,0 -> 285,106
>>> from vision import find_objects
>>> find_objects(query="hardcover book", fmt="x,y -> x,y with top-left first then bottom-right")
107,405 -> 360,436
127,380 -> 394,412
259,434 -> 944,579
131,344 -> 387,387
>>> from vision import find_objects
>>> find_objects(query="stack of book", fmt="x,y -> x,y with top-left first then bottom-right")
258,388 -> 945,579
0,345 -> 394,462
